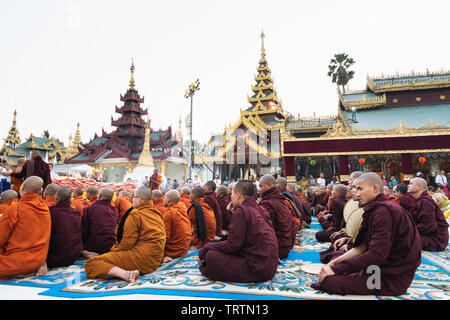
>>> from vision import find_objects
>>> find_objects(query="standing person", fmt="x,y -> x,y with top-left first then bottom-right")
192,175 -> 202,187
165,178 -> 173,190
143,176 -> 149,187
312,172 -> 422,296
172,179 -> 180,190
435,169 -> 449,197
0,160 -> 12,192
149,169 -> 162,190
317,172 -> 326,187
5,150 -> 51,190
48,164 -> 59,181
10,158 -> 26,196
198,180 -> 279,283
213,174 -> 221,187
308,174 -> 316,186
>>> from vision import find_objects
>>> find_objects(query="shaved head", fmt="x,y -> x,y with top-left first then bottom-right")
152,190 -> 163,201
353,172 -> 384,206
44,183 -> 59,197
260,174 -> 276,186
0,190 -> 18,203
216,185 -> 227,196
190,186 -> 205,200
165,190 -> 180,204
204,181 -> 217,192
136,186 -> 152,201
31,150 -> 41,158
233,180 -> 255,198
73,188 -> 84,197
22,176 -> 44,194
410,177 -> 427,190
56,186 -> 72,202
333,184 -> 348,197
99,187 -> 114,201
182,187 -> 191,196
355,172 -> 384,190
86,186 -> 99,195
276,177 -> 287,190
17,158 -> 26,166
118,190 -> 129,198
286,183 -> 297,193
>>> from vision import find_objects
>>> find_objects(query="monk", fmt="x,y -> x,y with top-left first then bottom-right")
312,172 -> 422,296
0,176 -> 51,279
113,188 -> 124,206
286,182 -> 312,226
198,180 -> 279,283
0,190 -> 18,215
179,187 -> 192,210
203,181 -> 223,237
315,184 -> 348,243
84,186 -> 166,282
71,188 -> 85,215
393,183 -> 415,213
162,190 -> 191,262
259,174 -> 296,259
40,186 -> 83,273
408,177 -> 449,251
81,187 -> 118,257
115,190 -> 132,227
216,185 -> 232,231
276,177 -> 304,230
149,168 -> 162,190
152,190 -> 167,216
43,183 -> 59,208
7,150 -> 52,189
187,186 -> 216,249
84,186 -> 99,207
10,158 -> 25,195
383,186 -> 396,202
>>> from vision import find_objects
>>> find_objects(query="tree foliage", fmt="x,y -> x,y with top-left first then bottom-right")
327,53 -> 355,94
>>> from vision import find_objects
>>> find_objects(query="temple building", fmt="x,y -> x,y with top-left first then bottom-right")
1,110 -> 68,166
64,61 -> 187,183
282,70 -> 450,184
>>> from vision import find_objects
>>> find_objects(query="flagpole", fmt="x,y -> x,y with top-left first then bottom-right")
184,79 -> 200,182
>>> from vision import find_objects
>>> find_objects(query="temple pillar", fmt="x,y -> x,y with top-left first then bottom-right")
401,153 -> 413,183
338,155 -> 350,184
284,156 -> 296,182
161,160 -> 167,177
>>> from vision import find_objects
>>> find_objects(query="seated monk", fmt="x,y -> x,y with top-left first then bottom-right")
179,187 -> 192,211
312,172 -> 422,296
81,187 -> 118,257
203,181 -> 223,237
115,191 -> 132,227
37,186 -> 83,274
0,190 -> 19,216
408,178 -> 449,251
276,178 -> 303,231
162,190 -> 191,262
84,186 -> 99,207
198,180 -> 279,283
71,188 -> 85,215
187,186 -> 216,249
315,184 -> 348,243
152,190 -> 167,216
84,186 -> 166,283
10,158 -> 26,196
394,183 -> 415,214
216,185 -> 232,231
43,183 -> 59,208
383,186 -> 396,202
0,176 -> 51,279
258,174 -> 296,259
317,184 -> 334,218
287,182 -> 312,226
113,188 -> 124,206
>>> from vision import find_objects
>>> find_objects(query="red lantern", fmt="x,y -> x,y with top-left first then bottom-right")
358,158 -> 365,164
418,157 -> 426,164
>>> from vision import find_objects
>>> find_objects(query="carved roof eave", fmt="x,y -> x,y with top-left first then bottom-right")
367,78 -> 450,93
339,93 -> 386,110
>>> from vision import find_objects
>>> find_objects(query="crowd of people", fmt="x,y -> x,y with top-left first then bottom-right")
0,152 -> 449,297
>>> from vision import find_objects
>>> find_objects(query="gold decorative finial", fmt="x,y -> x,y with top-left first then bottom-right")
260,30 -> 266,58
129,58 -> 135,90
13,109 -> 17,126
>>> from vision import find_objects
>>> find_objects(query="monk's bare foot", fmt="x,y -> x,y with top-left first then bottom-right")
35,264 -> 48,277
126,270 -> 140,283
162,256 -> 173,263
82,250 -> 99,259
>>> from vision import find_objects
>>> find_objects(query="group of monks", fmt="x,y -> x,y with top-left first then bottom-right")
1,168 -> 448,297
310,171 -> 449,296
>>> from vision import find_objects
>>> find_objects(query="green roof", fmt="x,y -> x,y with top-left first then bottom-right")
70,154 -> 90,161
88,137 -> 109,147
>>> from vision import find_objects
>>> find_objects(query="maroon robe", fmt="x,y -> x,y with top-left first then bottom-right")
315,196 -> 347,243
312,194 -> 422,296
47,200 -> 83,268
10,155 -> 51,189
398,193 -> 416,214
81,199 -> 118,254
204,192 -> 223,236
292,193 -> 312,225
198,196 -> 279,283
260,187 -> 296,259
217,194 -> 232,231
411,191 -> 449,251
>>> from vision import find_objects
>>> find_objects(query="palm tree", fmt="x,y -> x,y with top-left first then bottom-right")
327,53 -> 355,94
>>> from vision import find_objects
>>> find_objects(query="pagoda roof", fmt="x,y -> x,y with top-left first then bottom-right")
342,103 -> 450,131
87,137 -> 110,147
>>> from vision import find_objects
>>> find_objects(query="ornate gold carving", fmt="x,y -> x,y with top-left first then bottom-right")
323,122 -> 352,137
403,174 -> 414,181
340,92 -> 386,110
339,175 -> 350,182
286,176 -> 296,183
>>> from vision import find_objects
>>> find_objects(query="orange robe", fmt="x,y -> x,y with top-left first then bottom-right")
10,168 -> 24,194
149,173 -> 162,190
180,195 -> 192,211
71,196 -> 85,215
115,196 -> 132,226
0,192 -> 51,279
188,198 -> 216,249
154,198 -> 168,216
84,200 -> 166,278
0,199 -> 18,216
45,195 -> 57,208
84,195 -> 98,207
163,202 -> 191,259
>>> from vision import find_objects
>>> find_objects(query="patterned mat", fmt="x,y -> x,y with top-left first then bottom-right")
1,218 -> 449,299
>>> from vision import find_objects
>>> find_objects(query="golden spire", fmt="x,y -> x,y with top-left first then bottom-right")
13,109 -> 17,127
177,114 -> 183,143
260,30 -> 266,59
129,58 -> 135,90
137,116 -> 155,167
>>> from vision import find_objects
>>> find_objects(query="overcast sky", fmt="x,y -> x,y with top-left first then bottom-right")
1,0 -> 449,146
